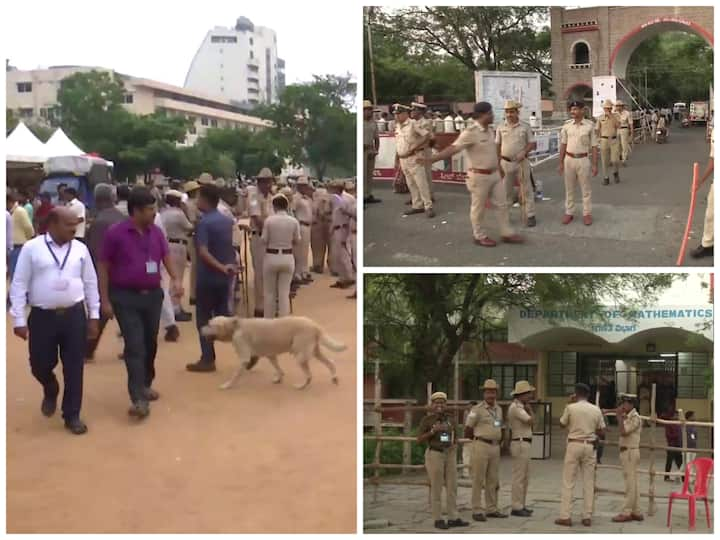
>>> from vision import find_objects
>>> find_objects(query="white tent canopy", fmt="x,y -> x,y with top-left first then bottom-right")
44,128 -> 85,157
5,122 -> 48,163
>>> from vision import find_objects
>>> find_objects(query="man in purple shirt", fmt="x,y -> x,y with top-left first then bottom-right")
98,187 -> 183,419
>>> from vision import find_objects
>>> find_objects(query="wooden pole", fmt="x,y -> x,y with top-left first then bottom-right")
648,383 -> 657,516
373,360 -> 382,503
365,8 -> 378,107
403,400 -> 412,474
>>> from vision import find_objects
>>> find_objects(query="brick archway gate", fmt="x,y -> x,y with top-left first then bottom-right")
550,6 -> 714,113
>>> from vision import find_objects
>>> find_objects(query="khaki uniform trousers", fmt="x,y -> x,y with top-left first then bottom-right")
619,128 -> 631,162
466,172 -> 513,240
331,228 -> 354,282
424,147 -> 434,197
310,219 -> 330,272
250,233 -> 265,314
599,137 -> 620,178
293,224 -> 311,280
188,241 -> 198,302
364,150 -> 376,197
559,441 -> 596,520
702,182 -> 714,247
168,242 -> 188,311
620,448 -> 641,515
425,447 -> 459,521
501,159 -> 536,217
471,440 -> 500,514
510,440 -> 531,511
400,156 -> 433,210
462,444 -> 472,477
263,253 -> 294,318
563,156 -> 592,216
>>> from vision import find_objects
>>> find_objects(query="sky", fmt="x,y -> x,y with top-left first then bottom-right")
4,1 -> 358,87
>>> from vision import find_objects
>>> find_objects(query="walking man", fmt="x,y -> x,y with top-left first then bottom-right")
10,207 -> 100,434
328,181 -> 355,289
161,189 -> 194,322
7,192 -> 35,280
555,383 -> 606,527
611,393 -> 644,523
248,168 -> 274,316
508,380 -> 536,517
596,99 -> 621,185
363,100 -> 381,204
412,102 -> 436,202
311,182 -> 331,273
466,379 -> 508,521
417,391 -> 469,530
99,187 -> 183,419
615,100 -> 633,165
394,104 -> 435,218
559,101 -> 599,226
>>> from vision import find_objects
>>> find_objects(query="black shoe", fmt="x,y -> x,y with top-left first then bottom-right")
186,360 -> 217,372
253,309 -> 264,318
447,518 -> 470,527
690,245 -> 713,259
511,509 -> 532,517
403,208 -> 425,216
128,401 -> 150,419
472,513 -> 487,522
41,381 -> 59,417
487,511 -> 508,518
164,325 -> 180,342
175,311 -> 192,322
64,418 -> 88,435
527,216 -> 536,227
434,520 -> 449,530
603,177 -> 610,185
364,196 -> 382,204
523,507 -> 534,514
143,387 -> 160,401
614,172 -> 620,183
189,298 -> 196,306
245,356 -> 260,370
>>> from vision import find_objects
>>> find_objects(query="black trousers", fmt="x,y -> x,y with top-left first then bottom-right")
85,315 -> 111,359
28,303 -> 86,421
110,287 -> 163,403
196,279 -> 231,363
665,449 -> 683,478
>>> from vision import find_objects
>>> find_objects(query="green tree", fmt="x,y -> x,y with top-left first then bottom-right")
364,274 -> 679,401
6,108 -> 18,135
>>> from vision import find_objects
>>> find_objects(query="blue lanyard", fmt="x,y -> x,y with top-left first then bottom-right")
45,235 -> 72,271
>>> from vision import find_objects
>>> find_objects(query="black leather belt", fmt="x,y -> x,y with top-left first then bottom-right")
501,156 -> 514,162
600,136 -> 617,140
266,248 -> 293,254
32,302 -> 83,315
620,126 -> 630,129
619,446 -> 638,452
474,437 -> 499,445
568,438 -> 595,444
565,152 -> 588,158
168,239 -> 188,245
512,437 -> 532,443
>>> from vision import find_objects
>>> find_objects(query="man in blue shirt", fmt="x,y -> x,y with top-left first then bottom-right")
186,184 -> 236,372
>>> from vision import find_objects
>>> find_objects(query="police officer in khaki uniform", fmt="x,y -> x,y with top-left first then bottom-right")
161,189 -> 194,321
615,100 -> 633,165
465,379 -> 508,521
327,180 -> 354,289
183,180 -> 201,306
611,393 -> 644,523
691,127 -> 714,258
363,101 -> 381,205
248,168 -> 274,317
342,181 -> 357,299
508,380 -> 535,517
555,383 -> 606,527
394,104 -> 435,218
416,391 -> 469,530
496,100 -> 538,227
420,102 -> 523,247
311,182 -> 332,272
559,101 -> 599,226
412,102 -> 436,201
292,177 -> 314,284
596,99 -> 622,185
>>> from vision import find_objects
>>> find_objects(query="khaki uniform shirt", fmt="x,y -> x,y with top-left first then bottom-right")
261,212 -> 300,250
363,119 -> 378,151
496,121 -> 535,158
596,112 -> 621,137
454,124 -> 498,170
419,118 -> 435,138
618,408 -> 642,449
248,186 -> 272,232
508,399 -> 533,439
293,194 -> 313,226
418,412 -> 456,451
330,194 -> 351,228
184,198 -> 199,223
559,399 -> 606,440
466,400 -> 503,440
395,119 -> 429,158
161,207 -> 193,241
617,110 -> 632,128
560,119 -> 599,154
313,188 -> 332,225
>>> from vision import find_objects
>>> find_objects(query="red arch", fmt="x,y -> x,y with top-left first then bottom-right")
609,18 -> 714,73
563,82 -> 592,99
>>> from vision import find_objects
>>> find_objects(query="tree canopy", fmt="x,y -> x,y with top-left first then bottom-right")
364,273 -> 681,401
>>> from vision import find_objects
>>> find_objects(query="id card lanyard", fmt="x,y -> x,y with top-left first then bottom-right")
488,405 -> 502,428
45,235 -> 72,273
140,229 -> 158,274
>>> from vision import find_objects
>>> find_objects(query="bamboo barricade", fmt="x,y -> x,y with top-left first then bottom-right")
676,162 -> 701,265
365,383 -> 714,515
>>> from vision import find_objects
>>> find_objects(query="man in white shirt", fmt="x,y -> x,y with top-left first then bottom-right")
63,188 -> 87,241
9,207 -> 100,435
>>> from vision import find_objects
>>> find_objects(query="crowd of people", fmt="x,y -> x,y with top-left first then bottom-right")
7,168 -> 357,434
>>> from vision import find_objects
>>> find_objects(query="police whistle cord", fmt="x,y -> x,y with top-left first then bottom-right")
676,162 -> 700,266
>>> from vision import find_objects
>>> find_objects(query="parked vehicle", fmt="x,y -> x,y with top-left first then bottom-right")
40,155 -> 114,209
689,101 -> 709,125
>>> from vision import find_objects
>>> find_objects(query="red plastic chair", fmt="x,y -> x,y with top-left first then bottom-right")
667,457 -> 713,531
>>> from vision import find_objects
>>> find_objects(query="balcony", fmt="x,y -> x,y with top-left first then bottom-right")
569,63 -> 592,70
247,57 -> 259,68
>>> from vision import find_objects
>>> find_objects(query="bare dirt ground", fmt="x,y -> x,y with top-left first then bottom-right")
7,271 -> 357,533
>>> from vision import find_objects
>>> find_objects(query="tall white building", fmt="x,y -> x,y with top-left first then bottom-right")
184,16 -> 285,108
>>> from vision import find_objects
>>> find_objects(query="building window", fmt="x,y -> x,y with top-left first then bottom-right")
677,352 -> 710,399
201,117 -> 209,126
123,94 -> 134,104
210,118 -> 218,128
461,364 -> 537,401
220,87 -> 224,93
19,108 -> 34,118
188,125 -> 197,135
250,50 -> 254,59
211,35 -> 237,43
547,352 -> 578,397
250,37 -> 253,45
248,87 -> 259,94
16,82 -> 32,93
573,42 -> 590,65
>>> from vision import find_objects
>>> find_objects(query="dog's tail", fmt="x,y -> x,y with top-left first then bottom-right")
319,331 -> 347,352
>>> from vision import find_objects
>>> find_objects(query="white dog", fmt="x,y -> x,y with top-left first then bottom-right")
200,315 -> 347,390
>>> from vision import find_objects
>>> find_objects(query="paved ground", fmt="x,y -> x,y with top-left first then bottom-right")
364,424 -> 714,534
7,271 -> 357,533
364,127 -> 713,267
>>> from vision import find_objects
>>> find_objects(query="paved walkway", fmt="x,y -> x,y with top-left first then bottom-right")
364,127 -> 712,267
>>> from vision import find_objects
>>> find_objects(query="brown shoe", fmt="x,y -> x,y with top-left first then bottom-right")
612,514 -> 632,523
164,324 -> 180,342
581,518 -> 591,527
403,208 -> 425,216
554,518 -> 572,527
583,215 -> 593,226
474,237 -> 497,247
501,234 -> 524,244
253,309 -> 264,318
426,209 -> 436,218
631,513 -> 644,522
562,214 -> 574,225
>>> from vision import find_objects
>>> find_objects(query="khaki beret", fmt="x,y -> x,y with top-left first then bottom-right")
615,99 -> 625,107
411,102 -> 428,110
430,391 -> 448,402
618,393 -> 637,402
511,380 -> 535,396
503,99 -> 522,110
165,189 -> 184,199
481,379 -> 499,391
256,167 -> 274,180
197,172 -> 214,185
392,103 -> 412,114
183,180 -> 201,193
363,100 -> 373,109
603,99 -> 614,108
